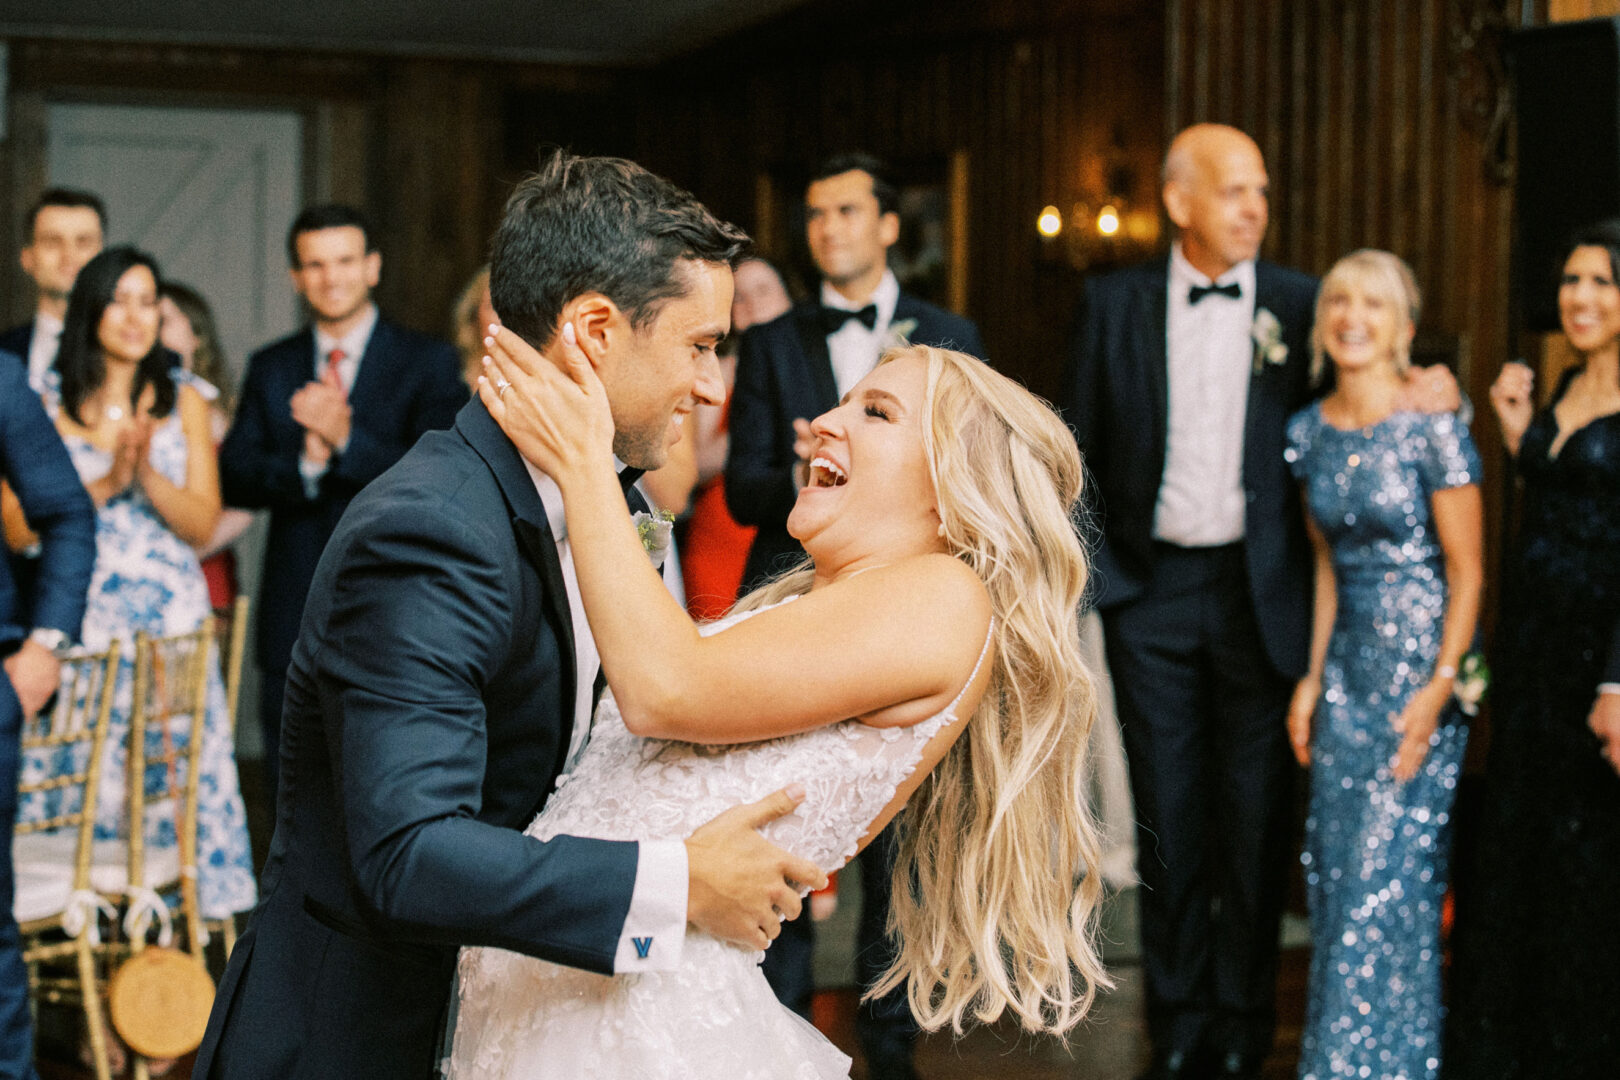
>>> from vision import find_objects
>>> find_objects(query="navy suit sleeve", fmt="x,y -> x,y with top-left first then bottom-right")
1605,617 -> 1620,686
331,341 -> 464,489
1063,282 -> 1131,604
219,354 -> 310,509
0,362 -> 95,637
725,326 -> 800,531
319,507 -> 636,970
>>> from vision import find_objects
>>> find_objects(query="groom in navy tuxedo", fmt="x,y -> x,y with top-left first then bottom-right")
196,153 -> 824,1080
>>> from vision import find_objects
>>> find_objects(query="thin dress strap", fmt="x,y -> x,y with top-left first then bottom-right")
944,616 -> 996,717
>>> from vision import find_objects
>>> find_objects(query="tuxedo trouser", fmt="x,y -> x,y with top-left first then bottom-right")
1102,542 -> 1294,1064
0,660 -> 41,1080
760,824 -> 918,1053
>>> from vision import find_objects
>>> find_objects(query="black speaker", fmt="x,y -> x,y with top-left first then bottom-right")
1512,18 -> 1620,333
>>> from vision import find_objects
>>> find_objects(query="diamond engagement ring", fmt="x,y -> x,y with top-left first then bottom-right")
495,378 -> 513,398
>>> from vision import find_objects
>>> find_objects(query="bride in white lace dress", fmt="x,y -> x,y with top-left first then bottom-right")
449,338 -> 1111,1079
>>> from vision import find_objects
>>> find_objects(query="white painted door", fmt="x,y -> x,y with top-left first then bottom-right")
46,103 -> 304,392
47,103 -> 305,766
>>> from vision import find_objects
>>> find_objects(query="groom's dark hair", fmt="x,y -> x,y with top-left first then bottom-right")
489,149 -> 751,347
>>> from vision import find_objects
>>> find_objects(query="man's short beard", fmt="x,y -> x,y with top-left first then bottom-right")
612,425 -> 668,471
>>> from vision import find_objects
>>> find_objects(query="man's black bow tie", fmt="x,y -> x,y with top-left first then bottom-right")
618,467 -> 644,494
1188,281 -> 1243,304
820,304 -> 879,334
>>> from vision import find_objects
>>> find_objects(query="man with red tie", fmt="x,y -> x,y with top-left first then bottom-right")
221,205 -> 464,794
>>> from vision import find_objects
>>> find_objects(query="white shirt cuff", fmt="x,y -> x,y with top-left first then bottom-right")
1598,683 -> 1620,697
298,453 -> 329,499
612,839 -> 687,973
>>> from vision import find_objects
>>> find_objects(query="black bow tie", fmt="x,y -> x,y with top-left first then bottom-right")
1188,281 -> 1243,305
618,467 -> 644,494
820,304 -> 878,334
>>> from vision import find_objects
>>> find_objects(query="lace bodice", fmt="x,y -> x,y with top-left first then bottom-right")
448,598 -> 992,1080
531,596 -> 986,880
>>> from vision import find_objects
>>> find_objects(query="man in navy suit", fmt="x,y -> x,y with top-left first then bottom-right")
726,152 -> 983,1080
1,188 -> 106,391
0,351 -> 96,1080
1066,126 -> 1316,1080
219,205 -> 466,792
197,152 -> 823,1080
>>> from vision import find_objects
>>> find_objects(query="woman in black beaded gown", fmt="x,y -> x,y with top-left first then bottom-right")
1446,222 -> 1620,1080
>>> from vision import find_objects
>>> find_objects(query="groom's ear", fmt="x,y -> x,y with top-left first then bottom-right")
558,293 -> 618,372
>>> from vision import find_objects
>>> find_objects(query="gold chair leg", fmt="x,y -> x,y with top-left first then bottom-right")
221,914 -> 238,959
75,938 -> 113,1080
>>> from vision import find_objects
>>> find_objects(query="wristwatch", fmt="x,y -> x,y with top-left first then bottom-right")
26,628 -> 70,656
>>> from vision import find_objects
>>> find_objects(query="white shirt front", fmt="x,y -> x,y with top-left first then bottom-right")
27,311 -> 63,394
822,269 -> 900,398
523,457 -> 688,973
1153,244 -> 1256,547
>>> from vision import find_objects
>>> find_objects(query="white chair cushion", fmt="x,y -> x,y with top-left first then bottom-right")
12,830 -> 183,924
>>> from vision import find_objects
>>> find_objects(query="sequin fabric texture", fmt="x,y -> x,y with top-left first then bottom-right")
1284,405 -> 1481,1080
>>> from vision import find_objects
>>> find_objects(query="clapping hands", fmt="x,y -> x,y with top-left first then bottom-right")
291,365 -> 352,458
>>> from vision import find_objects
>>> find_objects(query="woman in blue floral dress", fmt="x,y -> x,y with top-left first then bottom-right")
17,246 -> 256,920
1282,251 -> 1483,1080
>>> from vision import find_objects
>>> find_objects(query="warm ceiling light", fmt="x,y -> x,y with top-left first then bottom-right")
1037,205 -> 1063,237
1096,205 -> 1121,236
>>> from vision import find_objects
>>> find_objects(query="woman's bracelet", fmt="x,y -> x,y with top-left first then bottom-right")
1435,664 -> 1457,681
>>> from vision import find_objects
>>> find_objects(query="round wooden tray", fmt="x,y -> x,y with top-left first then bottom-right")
108,948 -> 216,1059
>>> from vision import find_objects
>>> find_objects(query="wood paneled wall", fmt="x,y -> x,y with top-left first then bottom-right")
1166,0 -> 1523,612
626,0 -> 1167,402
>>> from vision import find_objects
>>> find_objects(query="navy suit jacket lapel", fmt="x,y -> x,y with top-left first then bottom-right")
1139,259 -> 1171,461
346,318 -> 392,418
791,304 -> 840,415
454,401 -> 577,719
1243,264 -> 1285,485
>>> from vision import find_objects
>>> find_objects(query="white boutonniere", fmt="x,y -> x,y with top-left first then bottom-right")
883,318 -> 919,350
633,510 -> 675,570
1251,307 -> 1289,374
1453,651 -> 1490,717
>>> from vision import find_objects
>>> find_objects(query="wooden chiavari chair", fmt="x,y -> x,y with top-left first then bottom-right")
11,643 -> 121,1080
206,595 -> 250,957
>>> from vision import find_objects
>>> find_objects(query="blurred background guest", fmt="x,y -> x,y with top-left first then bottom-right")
160,281 -> 254,611
678,256 -> 789,619
1283,250 -> 1482,1080
1447,221 -> 1620,1080
1,188 -> 106,392
451,263 -> 495,393
14,246 -> 258,923
220,205 -> 464,794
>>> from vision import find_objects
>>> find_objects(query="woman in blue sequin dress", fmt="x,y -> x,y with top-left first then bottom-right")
1283,251 -> 1483,1080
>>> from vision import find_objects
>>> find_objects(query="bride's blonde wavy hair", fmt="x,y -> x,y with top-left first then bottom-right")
734,344 -> 1110,1036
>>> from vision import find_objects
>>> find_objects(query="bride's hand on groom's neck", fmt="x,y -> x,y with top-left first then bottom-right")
478,322 -> 614,487
684,784 -> 828,952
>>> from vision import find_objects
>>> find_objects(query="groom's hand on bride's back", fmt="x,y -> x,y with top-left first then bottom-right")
684,784 -> 827,951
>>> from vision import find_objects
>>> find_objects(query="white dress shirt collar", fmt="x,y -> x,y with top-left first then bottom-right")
314,303 -> 379,373
27,310 -> 64,392
821,267 -> 900,324
1169,242 -> 1255,298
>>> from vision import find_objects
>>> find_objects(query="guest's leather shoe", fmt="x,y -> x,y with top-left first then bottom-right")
1136,1048 -> 1208,1080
